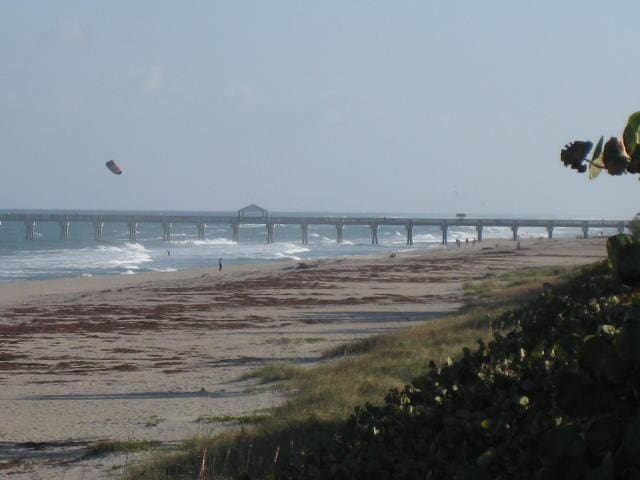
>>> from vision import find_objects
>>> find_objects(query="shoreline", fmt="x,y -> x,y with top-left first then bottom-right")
0,257 -> 298,308
0,243 -> 451,308
0,237 -> 608,479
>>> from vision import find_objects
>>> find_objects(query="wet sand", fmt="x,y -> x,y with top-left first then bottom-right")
0,238 -> 607,479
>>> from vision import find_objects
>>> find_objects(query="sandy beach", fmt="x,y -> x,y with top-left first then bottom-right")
0,238 -> 607,479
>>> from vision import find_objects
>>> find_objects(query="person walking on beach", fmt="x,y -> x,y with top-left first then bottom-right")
218,257 -> 223,272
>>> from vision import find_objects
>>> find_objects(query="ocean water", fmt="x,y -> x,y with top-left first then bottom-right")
0,210 -> 622,283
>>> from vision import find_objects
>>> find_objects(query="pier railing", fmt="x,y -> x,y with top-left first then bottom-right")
0,212 -> 628,245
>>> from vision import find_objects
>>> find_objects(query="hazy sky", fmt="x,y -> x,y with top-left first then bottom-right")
2,1 -> 640,217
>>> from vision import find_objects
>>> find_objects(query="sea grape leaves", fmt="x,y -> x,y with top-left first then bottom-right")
589,136 -> 605,180
622,111 -> 640,156
561,141 -> 592,173
602,137 -> 629,175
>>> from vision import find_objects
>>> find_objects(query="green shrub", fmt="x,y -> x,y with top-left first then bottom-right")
628,217 -> 640,241
607,234 -> 640,286
285,264 -> 640,479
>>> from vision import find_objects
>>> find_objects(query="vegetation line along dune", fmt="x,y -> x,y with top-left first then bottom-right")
131,265 -> 589,479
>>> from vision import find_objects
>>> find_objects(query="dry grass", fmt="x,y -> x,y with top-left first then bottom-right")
246,308 -> 502,423
194,412 -> 270,425
84,439 -> 160,458
462,265 -> 577,308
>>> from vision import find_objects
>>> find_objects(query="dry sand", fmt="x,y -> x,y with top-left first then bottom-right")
0,238 -> 607,479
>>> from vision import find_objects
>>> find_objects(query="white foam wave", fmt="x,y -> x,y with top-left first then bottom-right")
449,230 -> 476,240
283,246 -> 310,255
138,236 -> 164,241
0,242 -> 153,280
413,233 -> 438,242
170,238 -> 236,246
103,243 -> 152,267
276,252 -> 302,261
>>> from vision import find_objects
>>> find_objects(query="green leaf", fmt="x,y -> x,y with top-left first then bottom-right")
623,111 -> 640,156
602,137 -> 630,175
592,135 -> 604,160
579,335 -> 606,372
589,136 -> 605,180
539,424 -> 587,464
607,234 -> 640,285
606,234 -> 636,274
586,417 -> 620,457
458,465 -> 491,480
619,414 -> 640,466
476,448 -> 495,468
614,319 -> 640,368
602,348 -> 627,384
599,325 -> 618,335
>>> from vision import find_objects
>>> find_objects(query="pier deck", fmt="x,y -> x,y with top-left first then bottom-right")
0,212 -> 628,245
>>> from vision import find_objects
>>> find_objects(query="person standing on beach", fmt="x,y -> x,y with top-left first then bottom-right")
218,258 -> 222,272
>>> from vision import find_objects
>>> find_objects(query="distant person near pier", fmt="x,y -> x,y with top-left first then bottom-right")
218,258 -> 223,272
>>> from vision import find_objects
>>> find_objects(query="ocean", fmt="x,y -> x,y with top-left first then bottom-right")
0,210 -> 622,283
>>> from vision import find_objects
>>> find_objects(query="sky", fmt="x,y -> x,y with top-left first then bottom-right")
1,1 -> 640,218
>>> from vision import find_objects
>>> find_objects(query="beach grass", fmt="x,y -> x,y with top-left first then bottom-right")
264,336 -> 327,345
129,264 -> 579,479
194,412 -> 270,425
143,415 -> 165,428
84,439 -> 161,458
462,265 -> 576,308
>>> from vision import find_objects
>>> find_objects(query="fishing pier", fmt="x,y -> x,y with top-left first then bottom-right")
0,205 -> 628,246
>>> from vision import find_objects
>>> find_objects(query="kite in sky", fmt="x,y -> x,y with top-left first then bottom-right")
105,160 -> 122,175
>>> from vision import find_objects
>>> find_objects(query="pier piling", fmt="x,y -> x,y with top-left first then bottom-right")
93,219 -> 103,241
266,223 -> 275,244
406,222 -> 414,246
197,223 -> 206,240
511,223 -> 519,241
128,222 -> 138,243
162,222 -> 172,242
59,221 -> 70,240
0,213 -> 629,245
336,224 -> 344,243
231,222 -> 240,243
25,219 -> 35,241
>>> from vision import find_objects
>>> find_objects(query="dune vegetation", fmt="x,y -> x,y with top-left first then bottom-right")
127,264 -> 594,479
